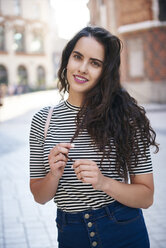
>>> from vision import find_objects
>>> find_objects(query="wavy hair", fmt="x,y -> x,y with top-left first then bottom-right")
58,26 -> 159,181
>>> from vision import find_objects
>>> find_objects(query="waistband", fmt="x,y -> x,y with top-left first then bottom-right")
57,201 -> 125,224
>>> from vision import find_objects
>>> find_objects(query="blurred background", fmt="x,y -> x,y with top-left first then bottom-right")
0,0 -> 166,110
0,0 -> 166,248
0,0 -> 90,112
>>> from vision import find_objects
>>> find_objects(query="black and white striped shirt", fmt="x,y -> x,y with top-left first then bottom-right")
29,100 -> 153,212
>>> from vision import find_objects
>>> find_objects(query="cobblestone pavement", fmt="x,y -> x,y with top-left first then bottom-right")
0,92 -> 166,248
0,109 -> 58,248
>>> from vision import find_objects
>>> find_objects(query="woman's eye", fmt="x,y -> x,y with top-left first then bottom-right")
91,61 -> 100,67
73,54 -> 81,60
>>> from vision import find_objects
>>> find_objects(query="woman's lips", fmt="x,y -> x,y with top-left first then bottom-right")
73,75 -> 89,84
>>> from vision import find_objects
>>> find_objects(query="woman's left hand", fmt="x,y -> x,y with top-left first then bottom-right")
73,159 -> 105,190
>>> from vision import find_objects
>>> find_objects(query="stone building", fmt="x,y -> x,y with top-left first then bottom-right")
88,0 -> 166,103
0,0 -> 54,94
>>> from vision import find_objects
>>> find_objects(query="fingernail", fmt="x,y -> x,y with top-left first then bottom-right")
71,143 -> 75,148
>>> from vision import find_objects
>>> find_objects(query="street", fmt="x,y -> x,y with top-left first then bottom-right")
0,91 -> 166,248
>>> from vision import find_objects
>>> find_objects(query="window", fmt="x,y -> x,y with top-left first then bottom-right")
0,65 -> 8,85
18,65 -> 28,85
0,0 -> 2,13
13,0 -> 21,16
32,4 -> 40,19
37,66 -> 46,88
0,26 -> 5,51
31,31 -> 44,53
99,0 -> 105,5
127,38 -> 144,78
14,30 -> 25,52
100,4 -> 107,28
159,0 -> 166,21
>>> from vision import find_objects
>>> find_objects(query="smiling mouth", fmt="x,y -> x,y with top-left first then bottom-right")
73,75 -> 89,84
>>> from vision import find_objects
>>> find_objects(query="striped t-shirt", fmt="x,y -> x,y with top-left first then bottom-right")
29,100 -> 153,212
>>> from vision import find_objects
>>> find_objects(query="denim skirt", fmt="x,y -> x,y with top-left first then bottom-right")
56,201 -> 150,248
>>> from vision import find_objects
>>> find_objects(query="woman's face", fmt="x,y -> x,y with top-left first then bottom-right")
66,36 -> 104,103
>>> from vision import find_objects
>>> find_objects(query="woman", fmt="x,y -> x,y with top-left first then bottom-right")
29,26 -> 159,248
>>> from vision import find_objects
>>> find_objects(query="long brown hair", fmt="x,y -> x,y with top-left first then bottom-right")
58,26 -> 159,181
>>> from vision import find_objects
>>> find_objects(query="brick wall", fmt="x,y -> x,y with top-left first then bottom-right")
121,27 -> 166,83
87,0 -> 100,26
117,0 -> 153,26
144,27 -> 166,81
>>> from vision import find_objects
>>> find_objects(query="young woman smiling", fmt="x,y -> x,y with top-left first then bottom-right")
29,26 -> 159,248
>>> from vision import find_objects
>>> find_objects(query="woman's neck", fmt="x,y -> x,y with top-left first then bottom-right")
67,93 -> 84,107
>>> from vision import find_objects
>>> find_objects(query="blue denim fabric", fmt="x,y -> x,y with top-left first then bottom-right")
56,201 -> 150,248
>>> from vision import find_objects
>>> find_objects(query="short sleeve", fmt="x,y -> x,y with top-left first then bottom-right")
129,130 -> 153,175
29,107 -> 50,178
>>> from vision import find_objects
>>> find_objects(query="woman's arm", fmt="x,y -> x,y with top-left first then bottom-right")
30,172 -> 60,204
73,159 -> 154,209
30,143 -> 74,204
101,173 -> 154,209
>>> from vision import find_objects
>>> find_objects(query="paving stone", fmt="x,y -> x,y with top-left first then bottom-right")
158,240 -> 166,248
0,238 -> 4,247
5,243 -> 28,248
5,237 -> 27,245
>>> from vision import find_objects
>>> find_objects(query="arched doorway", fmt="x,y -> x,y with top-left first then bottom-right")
18,65 -> 28,85
17,65 -> 28,93
37,65 -> 46,89
0,65 -> 8,85
0,65 -> 8,106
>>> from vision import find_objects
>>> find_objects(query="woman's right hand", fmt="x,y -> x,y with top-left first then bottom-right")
48,143 -> 74,179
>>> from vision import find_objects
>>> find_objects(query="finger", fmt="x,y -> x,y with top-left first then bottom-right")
57,143 -> 75,154
50,161 -> 66,170
51,146 -> 70,157
73,159 -> 95,169
49,153 -> 67,166
49,143 -> 75,157
59,143 -> 75,149
74,165 -> 93,174
81,177 -> 94,184
55,153 -> 68,163
77,171 -> 94,180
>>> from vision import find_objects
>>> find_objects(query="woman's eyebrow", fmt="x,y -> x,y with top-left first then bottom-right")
73,51 -> 83,57
90,58 -> 104,64
73,51 -> 103,64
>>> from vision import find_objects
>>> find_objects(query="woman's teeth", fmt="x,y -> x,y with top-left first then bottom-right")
74,75 -> 88,83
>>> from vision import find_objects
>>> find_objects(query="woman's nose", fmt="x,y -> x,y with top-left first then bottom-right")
78,61 -> 88,74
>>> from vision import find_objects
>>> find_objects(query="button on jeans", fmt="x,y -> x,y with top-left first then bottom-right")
56,201 -> 150,248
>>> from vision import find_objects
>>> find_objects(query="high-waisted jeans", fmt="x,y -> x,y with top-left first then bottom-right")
56,201 -> 150,248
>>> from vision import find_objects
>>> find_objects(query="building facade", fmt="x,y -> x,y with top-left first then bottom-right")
0,0 -> 54,95
88,0 -> 166,103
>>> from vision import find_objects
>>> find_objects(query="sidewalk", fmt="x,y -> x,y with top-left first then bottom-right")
0,115 -> 58,248
0,90 -> 61,122
0,90 -> 166,248
0,90 -> 60,248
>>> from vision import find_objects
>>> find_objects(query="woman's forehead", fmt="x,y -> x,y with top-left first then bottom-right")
73,37 -> 105,60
